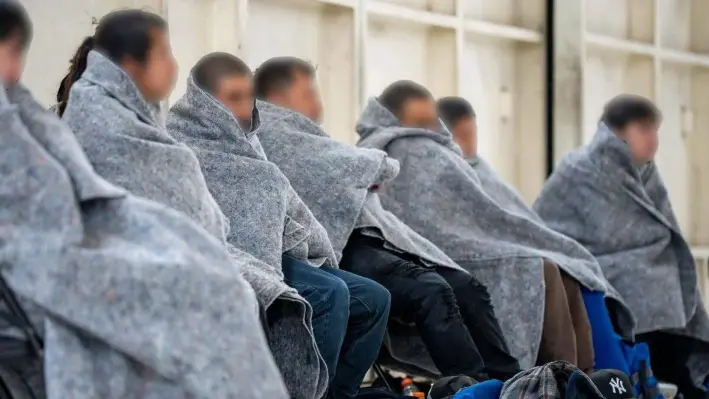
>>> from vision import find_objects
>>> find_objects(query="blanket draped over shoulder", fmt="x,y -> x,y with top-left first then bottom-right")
1,82 -> 287,398
469,156 -> 632,332
356,98 -> 608,368
256,100 -> 468,374
166,77 -> 339,398
61,51 -> 325,399
533,124 -> 709,387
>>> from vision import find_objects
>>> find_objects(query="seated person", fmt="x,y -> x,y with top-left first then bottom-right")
533,94 -> 709,398
355,80 -> 627,372
250,57 -> 522,381
439,96 -> 640,374
166,52 -> 390,399
56,12 -> 343,399
0,2 -> 287,397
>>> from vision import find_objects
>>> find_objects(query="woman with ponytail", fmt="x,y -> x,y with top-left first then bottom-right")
59,9 -> 176,118
61,9 -> 334,399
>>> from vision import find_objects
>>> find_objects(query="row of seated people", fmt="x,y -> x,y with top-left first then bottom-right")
1,2 -> 709,398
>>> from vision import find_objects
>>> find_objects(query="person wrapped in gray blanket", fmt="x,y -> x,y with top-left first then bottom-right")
251,57 -> 522,381
533,94 -> 709,398
437,96 -> 632,374
166,53 -> 390,399
355,80 -> 621,371
0,2 -> 288,397
53,10 -> 324,399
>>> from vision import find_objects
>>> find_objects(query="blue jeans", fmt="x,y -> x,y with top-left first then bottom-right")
282,255 -> 390,399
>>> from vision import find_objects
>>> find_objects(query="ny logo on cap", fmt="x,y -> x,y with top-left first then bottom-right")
609,377 -> 627,395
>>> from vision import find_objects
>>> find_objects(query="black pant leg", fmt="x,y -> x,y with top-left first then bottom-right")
435,267 -> 522,381
340,234 -> 488,379
637,332 -> 709,399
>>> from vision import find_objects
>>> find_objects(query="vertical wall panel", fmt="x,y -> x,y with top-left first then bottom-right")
460,37 -> 517,182
318,6 -> 356,143
656,64 -> 692,234
514,44 -> 546,203
365,19 -> 427,95
425,28 -> 457,98
166,0 -> 211,104
690,70 -> 709,244
659,0 -> 692,51
244,1 -> 321,68
245,0 -> 355,142
582,52 -> 654,143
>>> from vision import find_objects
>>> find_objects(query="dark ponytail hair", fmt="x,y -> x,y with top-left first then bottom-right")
57,36 -> 93,116
57,9 -> 167,116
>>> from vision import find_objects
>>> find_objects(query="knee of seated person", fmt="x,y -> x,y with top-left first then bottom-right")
363,279 -> 391,317
324,275 -> 350,311
415,278 -> 458,308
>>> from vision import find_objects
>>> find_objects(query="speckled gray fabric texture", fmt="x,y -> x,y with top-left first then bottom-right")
167,77 -> 338,398
356,98 -> 544,369
61,51 -> 323,399
1,81 -> 288,398
468,155 -> 631,335
257,100 -> 473,374
533,123 -> 709,388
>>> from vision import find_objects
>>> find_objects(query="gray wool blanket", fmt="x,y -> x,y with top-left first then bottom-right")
357,98 -> 605,369
469,156 -> 632,334
61,51 -> 327,399
166,77 -> 340,398
533,123 -> 709,387
1,82 -> 288,398
256,100 -> 469,374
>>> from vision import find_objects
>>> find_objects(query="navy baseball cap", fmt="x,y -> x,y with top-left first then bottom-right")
590,369 -> 636,399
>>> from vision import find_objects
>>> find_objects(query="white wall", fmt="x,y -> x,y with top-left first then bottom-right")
17,0 -> 709,244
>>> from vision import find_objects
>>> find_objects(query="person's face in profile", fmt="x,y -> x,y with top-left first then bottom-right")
0,32 -> 27,85
122,28 -> 178,103
215,73 -> 255,131
278,72 -> 324,123
400,97 -> 439,130
451,116 -> 478,158
622,119 -> 659,165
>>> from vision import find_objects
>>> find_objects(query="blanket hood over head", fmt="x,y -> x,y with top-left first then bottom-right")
62,51 -> 327,399
167,76 -> 340,398
1,82 -> 287,398
533,123 -> 709,388
257,100 -> 469,373
356,97 -> 615,368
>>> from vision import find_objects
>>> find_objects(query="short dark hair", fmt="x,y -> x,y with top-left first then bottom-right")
57,9 -> 168,116
0,0 -> 32,48
378,80 -> 432,116
437,96 -> 475,129
601,94 -> 662,130
253,56 -> 315,99
192,52 -> 251,94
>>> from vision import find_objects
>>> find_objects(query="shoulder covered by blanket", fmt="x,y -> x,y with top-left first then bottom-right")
167,77 -> 337,269
1,82 -> 287,398
533,125 -> 709,353
61,51 -> 330,398
355,97 -> 610,293
167,77 -> 337,398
